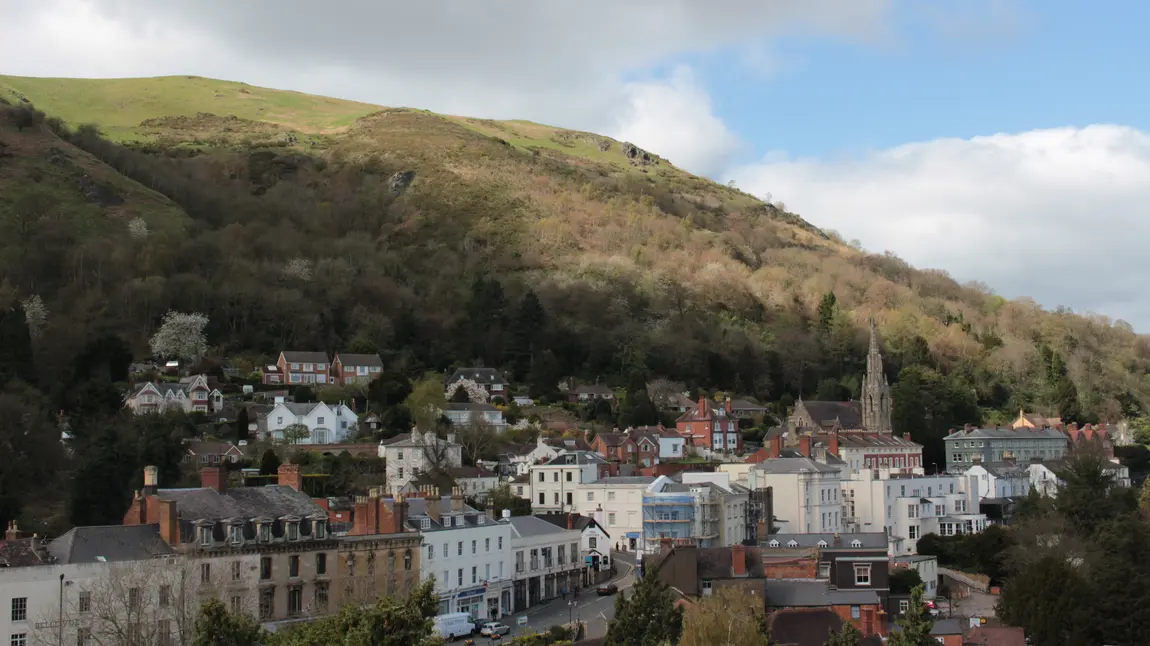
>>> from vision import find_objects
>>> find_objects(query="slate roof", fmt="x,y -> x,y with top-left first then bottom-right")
391,496 -> 490,532
964,626 -> 1027,646
595,432 -> 631,447
48,525 -> 174,564
593,476 -> 656,485
697,546 -> 765,578
546,451 -> 607,466
535,513 -> 609,537
0,537 -> 47,567
508,515 -> 574,538
447,368 -> 507,385
335,353 -> 383,367
449,466 -> 497,479
675,399 -> 731,423
835,433 -> 921,449
752,457 -> 840,475
187,441 -> 243,456
159,485 -> 326,522
763,532 -> 887,550
766,580 -> 881,607
796,400 -> 863,430
930,619 -> 964,635
945,427 -> 1067,441
281,351 -> 330,363
280,402 -> 323,416
545,437 -> 593,452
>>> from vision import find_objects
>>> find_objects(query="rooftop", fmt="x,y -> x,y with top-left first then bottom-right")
796,400 -> 862,430
763,532 -> 887,550
447,367 -> 506,384
544,451 -> 607,466
49,525 -> 174,564
281,351 -> 330,363
0,537 -> 47,567
507,515 -> 575,537
945,427 -> 1067,441
752,457 -> 840,475
591,476 -> 656,486
765,580 -> 881,608
335,352 -> 383,367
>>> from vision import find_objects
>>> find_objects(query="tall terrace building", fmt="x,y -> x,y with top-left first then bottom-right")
944,426 -> 1069,473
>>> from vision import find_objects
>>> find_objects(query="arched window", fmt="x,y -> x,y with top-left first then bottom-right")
404,549 -> 413,571
387,551 -> 396,571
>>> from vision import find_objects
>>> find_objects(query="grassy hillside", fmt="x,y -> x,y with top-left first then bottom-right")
1,75 -> 1147,454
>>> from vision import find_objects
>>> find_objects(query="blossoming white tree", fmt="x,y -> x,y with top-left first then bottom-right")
149,310 -> 209,364
445,377 -> 489,403
21,294 -> 47,338
128,216 -> 149,239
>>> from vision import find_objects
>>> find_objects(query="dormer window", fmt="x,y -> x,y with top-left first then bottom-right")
851,540 -> 863,548
314,521 -> 326,539
768,540 -> 779,547
817,540 -> 828,548
199,526 -> 212,547
478,515 -> 485,525
229,524 -> 243,546
287,521 -> 299,541
420,518 -> 431,530
787,540 -> 798,547
258,524 -> 270,543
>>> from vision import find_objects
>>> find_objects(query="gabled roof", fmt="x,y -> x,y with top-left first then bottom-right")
946,427 -> 1067,441
595,432 -> 632,447
835,433 -> 921,449
544,451 -> 607,466
534,513 -> 609,537
335,353 -> 383,367
48,525 -> 174,564
447,368 -> 506,385
157,485 -> 326,521
187,441 -> 243,456
281,351 -> 330,363
795,401 -> 863,430
449,466 -> 497,479
279,401 -> 324,416
728,397 -> 768,412
675,398 -> 731,423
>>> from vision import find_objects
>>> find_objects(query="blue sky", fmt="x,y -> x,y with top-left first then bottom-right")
4,0 -> 1150,327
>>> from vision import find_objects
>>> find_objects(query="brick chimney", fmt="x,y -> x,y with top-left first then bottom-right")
731,543 -> 747,577
5,520 -> 23,541
201,466 -> 226,493
278,464 -> 303,492
827,433 -> 840,458
567,512 -> 575,530
799,436 -> 812,458
158,499 -> 179,546
697,396 -> 708,417
387,494 -> 409,534
451,486 -> 464,513
659,537 -> 674,554
770,434 -> 783,458
143,465 -> 159,495
426,489 -> 442,526
724,397 -> 733,416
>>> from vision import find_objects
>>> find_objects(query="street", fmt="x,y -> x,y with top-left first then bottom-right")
483,551 -> 637,643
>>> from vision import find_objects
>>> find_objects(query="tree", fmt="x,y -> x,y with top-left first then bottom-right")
235,407 -> 251,443
406,373 -> 447,432
292,385 -> 315,403
886,586 -> 935,646
508,289 -> 546,381
453,419 -> 497,466
679,587 -> 773,646
260,449 -> 282,475
889,567 -> 923,595
149,310 -> 208,364
617,389 -> 659,429
605,566 -> 683,646
1053,450 -> 1127,531
368,370 -> 412,411
997,555 -> 1094,646
0,384 -> 62,530
485,483 -> 532,517
281,423 -> 310,445
266,580 -> 439,646
20,294 -> 47,338
816,291 -> 837,336
823,621 -> 863,646
193,598 -> 265,646
0,305 -> 34,385
527,350 -> 561,400
11,104 -> 45,132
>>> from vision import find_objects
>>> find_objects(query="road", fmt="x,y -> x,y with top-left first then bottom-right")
496,551 -> 637,642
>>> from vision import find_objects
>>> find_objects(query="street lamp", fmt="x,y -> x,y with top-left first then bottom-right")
568,600 -> 576,624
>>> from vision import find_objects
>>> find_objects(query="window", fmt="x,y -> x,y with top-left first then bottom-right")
850,606 -> 861,620
908,504 -> 918,519
608,512 -> 616,525
909,526 -> 919,539
539,493 -> 545,505
701,579 -> 712,595
199,526 -> 212,546
538,472 -> 545,482
158,619 -> 172,646
315,521 -> 327,539
498,537 -> 503,549
458,542 -> 464,556
129,587 -> 142,611
851,539 -> 862,548
260,557 -> 272,580
935,504 -> 944,517
817,540 -> 828,548
10,635 -> 26,646
159,585 -> 170,608
818,562 -> 831,578
558,545 -> 566,564
259,524 -> 271,543
288,586 -> 303,617
457,568 -> 464,586
11,597 -> 27,621
553,472 -> 559,482
397,451 -> 404,461
566,471 -> 573,482
472,566 -> 478,583
607,491 -> 616,501
899,599 -> 910,613
317,416 -> 325,425
421,518 -> 431,530
290,555 -> 300,577
259,588 -> 274,620
200,562 -> 212,584
589,536 -> 597,549
231,596 -> 243,614
486,538 -> 491,552
404,550 -> 412,570
287,522 -> 299,541
78,591 -> 91,613
553,492 -> 559,505
316,582 -> 330,611
587,492 -> 594,501
398,467 -> 404,479
566,492 -> 573,506
854,564 -> 872,586
314,552 -> 327,576
571,542 -> 579,564
77,627 -> 92,646
472,540 -> 477,554
787,540 -> 798,547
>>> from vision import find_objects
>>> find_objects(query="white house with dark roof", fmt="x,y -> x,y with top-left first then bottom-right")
529,451 -> 608,513
944,426 -> 1069,473
331,352 -> 383,385
572,476 -> 658,551
446,368 -> 508,398
184,440 -> 245,465
506,515 -> 583,609
379,430 -> 463,494
125,374 -> 223,414
748,457 -> 844,535
534,513 -> 612,582
445,402 -> 507,431
264,401 -> 358,444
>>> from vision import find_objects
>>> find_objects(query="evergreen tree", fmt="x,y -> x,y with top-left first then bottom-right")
193,598 -> 265,646
824,621 -> 863,646
69,430 -> 134,527
998,555 -> 1094,646
527,350 -> 560,400
260,449 -> 281,475
508,289 -> 546,381
0,305 -> 34,386
235,407 -> 250,443
605,567 -> 683,646
886,586 -> 935,646
816,291 -> 837,336
617,389 -> 659,429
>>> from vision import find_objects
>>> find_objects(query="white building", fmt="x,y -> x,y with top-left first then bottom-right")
506,516 -> 583,610
417,497 -> 513,620
638,474 -> 751,552
573,476 -> 656,552
264,400 -> 358,444
529,451 -> 606,513
748,457 -> 844,534
833,433 -> 924,477
1027,458 -> 1131,497
893,554 -> 939,597
125,374 -> 223,414
450,466 -> 501,500
679,472 -> 751,547
445,403 -> 507,433
964,462 -> 1031,501
381,431 -> 463,495
534,513 -> 612,583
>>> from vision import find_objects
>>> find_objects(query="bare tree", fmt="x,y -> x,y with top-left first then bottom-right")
646,378 -> 686,409
453,418 -> 496,466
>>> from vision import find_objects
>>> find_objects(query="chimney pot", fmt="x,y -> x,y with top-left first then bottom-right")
502,509 -> 511,521
4,521 -> 23,541
144,465 -> 159,488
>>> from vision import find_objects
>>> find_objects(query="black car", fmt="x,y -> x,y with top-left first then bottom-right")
597,583 -> 618,596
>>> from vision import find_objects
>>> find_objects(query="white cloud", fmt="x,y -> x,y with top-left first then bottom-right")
0,0 -> 890,175
613,67 -> 742,177
728,125 -> 1150,327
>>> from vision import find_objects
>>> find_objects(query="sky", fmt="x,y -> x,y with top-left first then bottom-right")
3,0 -> 1150,328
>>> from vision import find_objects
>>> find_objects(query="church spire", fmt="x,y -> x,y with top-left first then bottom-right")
862,318 -> 892,432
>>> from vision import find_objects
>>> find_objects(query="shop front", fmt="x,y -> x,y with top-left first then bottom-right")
455,586 -> 487,620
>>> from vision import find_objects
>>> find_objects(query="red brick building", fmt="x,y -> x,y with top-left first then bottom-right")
675,397 -> 741,453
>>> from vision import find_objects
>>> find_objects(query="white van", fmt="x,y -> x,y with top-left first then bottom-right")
432,612 -> 476,641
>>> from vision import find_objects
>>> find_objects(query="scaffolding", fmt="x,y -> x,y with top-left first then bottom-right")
641,489 -> 721,549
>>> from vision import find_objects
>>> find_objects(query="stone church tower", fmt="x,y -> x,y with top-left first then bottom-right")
861,318 -> 893,432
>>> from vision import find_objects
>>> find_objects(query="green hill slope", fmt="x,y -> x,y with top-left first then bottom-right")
0,75 -> 1146,463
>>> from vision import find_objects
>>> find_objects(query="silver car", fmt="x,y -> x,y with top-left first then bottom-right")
480,622 -> 511,637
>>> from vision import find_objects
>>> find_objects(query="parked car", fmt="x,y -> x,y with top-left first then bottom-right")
597,583 -> 618,596
480,622 -> 511,637
433,613 -> 476,641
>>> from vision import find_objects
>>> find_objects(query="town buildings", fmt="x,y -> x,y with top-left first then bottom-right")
1027,458 -> 1131,496
573,476 -> 656,552
748,457 -> 844,535
640,474 -> 750,551
507,516 -> 582,609
529,451 -> 607,513
535,513 -> 612,585
445,368 -> 508,399
273,351 -> 331,386
647,542 -> 766,599
944,426 -> 1069,473
789,320 -> 892,436
444,403 -> 507,432
125,374 -> 223,414
183,440 -> 245,466
675,397 -> 741,454
840,471 -> 984,553
330,353 -> 384,385
380,431 -> 463,495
